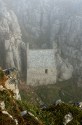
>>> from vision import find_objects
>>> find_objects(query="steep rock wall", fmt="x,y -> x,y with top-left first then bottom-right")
8,0 -> 82,82
0,0 -> 27,80
1,0 -> 82,83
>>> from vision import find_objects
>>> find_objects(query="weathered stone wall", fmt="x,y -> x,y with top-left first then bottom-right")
27,42 -> 73,85
27,45 -> 58,85
27,68 -> 57,85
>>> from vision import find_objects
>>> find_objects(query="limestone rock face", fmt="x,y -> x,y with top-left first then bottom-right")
7,0 -> 81,82
54,42 -> 73,81
56,54 -> 73,81
5,81 -> 21,100
1,0 -> 82,83
0,0 -> 27,80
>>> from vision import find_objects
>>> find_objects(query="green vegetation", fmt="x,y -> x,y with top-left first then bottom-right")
1,71 -> 82,125
19,82 -> 82,125
19,84 -> 42,106
18,99 -> 82,125
0,89 -> 42,125
1,84 -> 82,125
34,79 -> 82,105
39,103 -> 82,125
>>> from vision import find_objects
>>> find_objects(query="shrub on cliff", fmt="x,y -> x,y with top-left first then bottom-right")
39,103 -> 82,125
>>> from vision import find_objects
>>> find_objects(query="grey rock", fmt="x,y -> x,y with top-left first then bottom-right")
0,1 -> 27,80
63,113 -> 73,125
20,110 -> 27,116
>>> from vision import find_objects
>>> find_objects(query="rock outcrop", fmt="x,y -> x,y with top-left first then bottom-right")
0,69 -> 43,125
0,0 -> 27,80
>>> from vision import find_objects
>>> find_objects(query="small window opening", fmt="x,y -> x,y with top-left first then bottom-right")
45,69 -> 48,74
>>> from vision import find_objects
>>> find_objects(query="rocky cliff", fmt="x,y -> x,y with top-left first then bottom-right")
5,0 -> 82,82
0,0 -> 82,83
0,0 -> 27,80
0,69 -> 43,125
1,69 -> 82,125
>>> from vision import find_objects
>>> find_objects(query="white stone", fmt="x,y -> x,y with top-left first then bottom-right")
0,101 -> 5,110
63,113 -> 73,125
5,79 -> 21,100
20,110 -> 27,116
0,85 -> 5,91
2,110 -> 19,125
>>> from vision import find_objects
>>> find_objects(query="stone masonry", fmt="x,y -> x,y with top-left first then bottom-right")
27,43 -> 57,85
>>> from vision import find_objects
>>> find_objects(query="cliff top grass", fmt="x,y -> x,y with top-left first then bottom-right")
38,103 -> 82,125
0,88 -> 43,125
0,69 -> 43,125
0,69 -> 82,125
